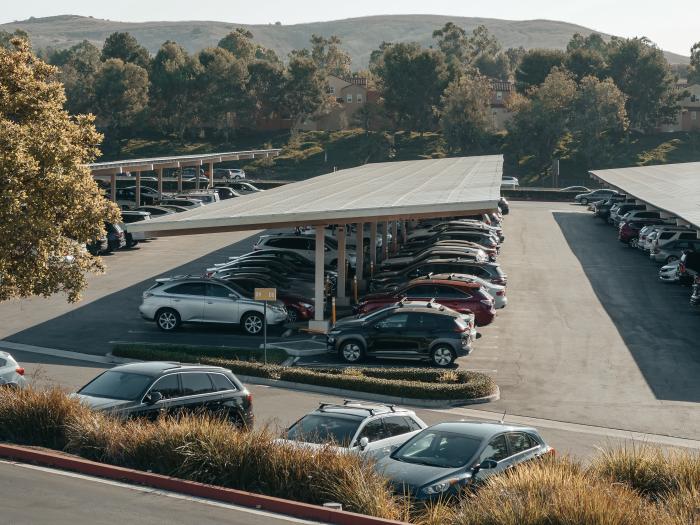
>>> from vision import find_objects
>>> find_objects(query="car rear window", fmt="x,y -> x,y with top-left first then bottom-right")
286,414 -> 362,446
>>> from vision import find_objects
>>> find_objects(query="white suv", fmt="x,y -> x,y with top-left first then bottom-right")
254,233 -> 357,269
280,401 -> 427,457
139,277 -> 287,335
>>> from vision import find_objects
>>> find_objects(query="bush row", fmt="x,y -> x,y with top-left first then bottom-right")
113,345 -> 497,401
112,343 -> 288,365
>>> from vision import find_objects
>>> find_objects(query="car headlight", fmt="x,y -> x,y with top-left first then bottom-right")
422,478 -> 460,495
299,302 -> 313,309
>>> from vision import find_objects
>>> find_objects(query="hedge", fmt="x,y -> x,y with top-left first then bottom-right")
114,346 -> 497,401
113,343 -> 288,365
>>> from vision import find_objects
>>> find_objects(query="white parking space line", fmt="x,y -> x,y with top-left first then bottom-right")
0,460 -> 323,524
0,341 -> 113,364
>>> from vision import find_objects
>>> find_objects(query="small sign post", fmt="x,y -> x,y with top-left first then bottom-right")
254,288 -> 277,364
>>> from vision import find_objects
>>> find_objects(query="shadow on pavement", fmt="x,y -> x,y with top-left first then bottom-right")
553,211 -> 700,403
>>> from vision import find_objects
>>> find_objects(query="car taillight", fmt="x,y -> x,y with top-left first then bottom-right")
679,263 -> 686,273
245,393 -> 253,406
15,367 -> 24,376
496,290 -> 505,296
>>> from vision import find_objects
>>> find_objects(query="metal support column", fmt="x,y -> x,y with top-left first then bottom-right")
369,222 -> 377,275
336,225 -> 348,305
309,225 -> 329,332
157,167 -> 163,196
391,220 -> 398,253
135,172 -> 141,208
208,161 -> 214,188
110,173 -> 117,202
382,221 -> 389,260
355,222 -> 365,285
177,171 -> 183,193
402,220 -> 407,244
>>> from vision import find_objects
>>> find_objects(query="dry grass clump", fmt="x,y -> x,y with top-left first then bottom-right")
451,458 -> 657,525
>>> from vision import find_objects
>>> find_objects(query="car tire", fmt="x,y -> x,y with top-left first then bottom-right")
580,198 -> 588,205
430,345 -> 456,368
241,312 -> 264,335
156,308 -> 181,331
339,340 -> 364,364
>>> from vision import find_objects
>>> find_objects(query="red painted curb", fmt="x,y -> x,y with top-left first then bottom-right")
0,444 -> 405,525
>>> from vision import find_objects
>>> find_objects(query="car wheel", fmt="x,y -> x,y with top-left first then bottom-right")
242,312 -> 264,335
430,345 -> 456,368
287,308 -> 298,323
156,308 -> 181,331
630,237 -> 639,248
581,198 -> 589,205
667,255 -> 679,264
339,340 -> 364,364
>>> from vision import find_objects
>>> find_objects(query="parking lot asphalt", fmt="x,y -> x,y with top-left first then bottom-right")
2,201 -> 699,441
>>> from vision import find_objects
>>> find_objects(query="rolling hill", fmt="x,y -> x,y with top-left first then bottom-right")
1,14 -> 689,65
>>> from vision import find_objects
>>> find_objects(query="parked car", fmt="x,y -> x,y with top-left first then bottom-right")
159,198 -> 203,208
501,176 -> 519,188
139,276 -> 288,334
214,168 -> 246,181
87,234 -> 109,255
74,362 -> 253,427
618,220 -> 665,246
134,206 -> 175,217
327,302 -> 473,367
650,239 -> 700,264
408,221 -> 502,243
677,251 -> 700,285
281,401 -> 427,457
575,189 -> 617,205
356,277 -> 496,326
105,222 -> 127,252
213,186 -> 242,200
115,187 -> 159,208
230,181 -> 262,194
421,273 -> 507,309
370,258 -> 506,292
620,210 -> 661,224
498,197 -> 509,215
609,203 -> 644,226
400,231 -> 499,254
176,192 -> 220,205
159,204 -> 191,213
119,210 -> 152,244
380,246 -> 489,271
375,421 -> 553,500
649,228 -> 699,254
0,351 -> 27,389
658,260 -> 681,283
560,186 -> 590,192
254,233 -> 357,269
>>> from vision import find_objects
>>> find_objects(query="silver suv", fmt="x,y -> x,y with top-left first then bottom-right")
254,233 -> 357,269
281,400 -> 427,457
139,277 -> 287,335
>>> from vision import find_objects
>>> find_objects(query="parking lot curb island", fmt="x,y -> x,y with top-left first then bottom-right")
0,444 -> 406,525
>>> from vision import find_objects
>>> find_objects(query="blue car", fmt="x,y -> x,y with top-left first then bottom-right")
374,421 -> 553,500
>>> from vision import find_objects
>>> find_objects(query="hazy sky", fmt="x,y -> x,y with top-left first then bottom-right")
1,0 -> 697,56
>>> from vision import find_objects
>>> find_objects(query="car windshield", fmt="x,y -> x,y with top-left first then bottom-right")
286,413 -> 362,446
78,371 -> 153,401
392,430 -> 482,468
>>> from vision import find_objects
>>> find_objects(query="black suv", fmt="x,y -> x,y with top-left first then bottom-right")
74,362 -> 253,427
326,302 -> 472,367
369,258 -> 506,291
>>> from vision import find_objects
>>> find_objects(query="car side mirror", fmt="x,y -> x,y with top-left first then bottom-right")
144,391 -> 163,405
228,293 -> 237,299
473,459 -> 498,474
359,437 -> 370,450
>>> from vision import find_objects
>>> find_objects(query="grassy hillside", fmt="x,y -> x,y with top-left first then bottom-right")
2,14 -> 689,66
107,129 -> 700,186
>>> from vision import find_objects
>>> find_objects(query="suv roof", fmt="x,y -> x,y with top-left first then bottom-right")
110,361 -> 227,377
314,400 -> 413,418
408,275 -> 481,289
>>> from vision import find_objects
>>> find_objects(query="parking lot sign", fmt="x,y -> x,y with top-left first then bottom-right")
254,288 -> 277,301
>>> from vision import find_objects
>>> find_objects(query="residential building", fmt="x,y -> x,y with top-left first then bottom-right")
489,80 -> 515,131
661,83 -> 700,132
299,75 -> 373,131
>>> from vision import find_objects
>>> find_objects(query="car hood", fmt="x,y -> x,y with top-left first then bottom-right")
332,317 -> 366,329
374,457 -> 457,491
72,394 -> 136,411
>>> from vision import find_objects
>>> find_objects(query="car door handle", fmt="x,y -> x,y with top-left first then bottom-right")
173,299 -> 180,302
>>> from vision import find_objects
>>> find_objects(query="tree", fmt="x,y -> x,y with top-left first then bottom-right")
0,29 -> 30,50
282,54 -> 326,128
507,68 -> 578,170
605,37 -> 679,131
688,42 -> 700,84
218,28 -> 256,62
247,59 -> 286,120
375,42 -> 448,131
432,22 -> 469,69
567,33 -> 607,55
93,59 -> 149,138
53,40 -> 101,115
0,39 -> 120,303
570,76 -> 628,166
565,47 -> 606,81
149,41 -> 201,138
310,34 -> 352,78
515,49 -> 566,93
474,53 -> 511,81
196,47 -> 250,138
101,32 -> 150,69
440,72 -> 492,152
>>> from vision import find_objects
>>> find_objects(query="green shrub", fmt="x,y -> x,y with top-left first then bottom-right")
113,343 -> 288,365
114,345 -> 497,401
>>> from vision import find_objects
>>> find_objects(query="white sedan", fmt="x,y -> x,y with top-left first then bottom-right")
0,351 -> 27,388
501,176 -> 520,188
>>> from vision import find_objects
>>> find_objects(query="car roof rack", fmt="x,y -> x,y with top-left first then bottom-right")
317,400 -> 397,415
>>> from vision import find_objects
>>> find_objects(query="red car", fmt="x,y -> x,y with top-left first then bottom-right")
619,219 -> 665,245
355,277 -> 496,326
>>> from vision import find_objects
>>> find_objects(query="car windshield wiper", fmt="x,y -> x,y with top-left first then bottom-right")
397,457 -> 441,467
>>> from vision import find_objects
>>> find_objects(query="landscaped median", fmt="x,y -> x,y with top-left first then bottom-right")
112,343 -> 499,406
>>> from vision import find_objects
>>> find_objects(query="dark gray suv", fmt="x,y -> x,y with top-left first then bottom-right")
74,362 -> 254,427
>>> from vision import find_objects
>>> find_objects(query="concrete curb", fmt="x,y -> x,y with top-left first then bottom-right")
236,375 -> 500,408
0,340 -> 114,364
0,444 -> 405,525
